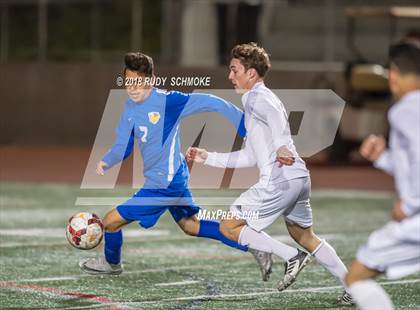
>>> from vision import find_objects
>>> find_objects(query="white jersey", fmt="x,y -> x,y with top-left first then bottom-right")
374,90 -> 420,217
205,81 -> 309,187
357,90 -> 420,280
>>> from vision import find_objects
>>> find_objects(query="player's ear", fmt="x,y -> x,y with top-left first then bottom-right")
247,68 -> 258,80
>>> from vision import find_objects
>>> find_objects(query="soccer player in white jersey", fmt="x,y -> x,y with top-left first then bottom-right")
186,43 -> 353,305
345,41 -> 420,310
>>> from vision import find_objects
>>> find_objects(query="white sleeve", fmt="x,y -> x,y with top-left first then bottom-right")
373,150 -> 394,176
246,91 -> 289,151
394,111 -> 420,215
267,106 -> 290,151
204,140 -> 256,168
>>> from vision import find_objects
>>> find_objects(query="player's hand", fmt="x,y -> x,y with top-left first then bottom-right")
96,161 -> 108,175
186,147 -> 208,164
276,145 -> 295,166
360,135 -> 386,162
391,200 -> 407,222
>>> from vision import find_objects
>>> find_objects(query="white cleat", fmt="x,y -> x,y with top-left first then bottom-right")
249,249 -> 273,281
79,257 -> 123,275
278,249 -> 311,291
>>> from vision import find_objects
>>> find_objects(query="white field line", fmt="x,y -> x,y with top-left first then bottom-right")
11,260 -> 257,284
19,276 -> 81,282
0,228 -> 169,238
13,265 -> 212,283
155,280 -> 200,287
0,241 -> 66,248
74,190 -> 393,206
123,278 -> 420,305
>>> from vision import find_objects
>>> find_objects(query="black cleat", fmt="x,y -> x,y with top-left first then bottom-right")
278,249 -> 311,291
336,291 -> 355,306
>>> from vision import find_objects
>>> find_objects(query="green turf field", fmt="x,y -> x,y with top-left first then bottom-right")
1,182 -> 419,309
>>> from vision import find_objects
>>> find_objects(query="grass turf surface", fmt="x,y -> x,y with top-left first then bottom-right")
0,182 -> 419,309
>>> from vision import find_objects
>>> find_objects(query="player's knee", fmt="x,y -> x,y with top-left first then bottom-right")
103,212 -> 122,232
103,221 -> 119,232
179,218 -> 199,236
182,225 -> 197,236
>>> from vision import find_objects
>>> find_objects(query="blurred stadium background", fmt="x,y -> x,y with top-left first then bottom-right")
1,0 -> 419,309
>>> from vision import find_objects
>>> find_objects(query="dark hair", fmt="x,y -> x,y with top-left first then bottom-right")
124,52 -> 154,76
389,41 -> 420,76
231,42 -> 271,77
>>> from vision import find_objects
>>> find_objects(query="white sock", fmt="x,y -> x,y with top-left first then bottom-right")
312,240 -> 348,284
239,226 -> 298,261
349,280 -> 394,310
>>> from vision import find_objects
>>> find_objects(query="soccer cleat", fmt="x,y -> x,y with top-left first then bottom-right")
278,248 -> 311,291
79,257 -> 122,275
336,291 -> 355,306
249,248 -> 273,281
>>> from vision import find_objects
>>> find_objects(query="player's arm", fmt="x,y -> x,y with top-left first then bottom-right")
391,113 -> 420,219
100,104 -> 135,174
186,140 -> 256,168
180,92 -> 246,138
360,135 -> 393,175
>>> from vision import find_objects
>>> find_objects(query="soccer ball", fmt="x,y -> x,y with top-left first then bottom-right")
66,212 -> 104,250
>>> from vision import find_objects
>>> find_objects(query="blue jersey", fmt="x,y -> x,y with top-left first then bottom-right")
102,88 -> 246,189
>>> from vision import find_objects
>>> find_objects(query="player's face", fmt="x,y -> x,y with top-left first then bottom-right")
125,69 -> 152,103
229,58 -> 253,94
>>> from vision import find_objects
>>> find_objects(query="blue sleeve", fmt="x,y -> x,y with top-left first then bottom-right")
102,104 -> 135,169
180,92 -> 246,138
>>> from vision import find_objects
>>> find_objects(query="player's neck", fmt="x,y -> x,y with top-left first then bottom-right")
247,79 -> 264,91
398,81 -> 420,99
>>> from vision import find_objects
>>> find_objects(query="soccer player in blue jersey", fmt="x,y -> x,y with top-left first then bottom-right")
80,52 -> 263,274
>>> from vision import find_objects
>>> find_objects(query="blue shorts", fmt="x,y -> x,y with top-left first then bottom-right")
116,184 -> 200,229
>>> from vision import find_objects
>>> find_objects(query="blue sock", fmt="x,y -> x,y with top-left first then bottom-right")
104,230 -> 123,265
197,220 -> 248,252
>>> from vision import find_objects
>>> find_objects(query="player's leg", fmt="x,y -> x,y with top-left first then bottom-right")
173,209 -> 275,281
102,208 -> 129,266
171,207 -> 248,251
223,180 -> 305,261
176,215 -> 199,236
345,216 -> 420,309
80,188 -> 168,275
79,208 -> 129,275
221,218 -> 298,260
284,222 -> 350,296
284,205 -> 351,300
345,261 -> 393,310
279,177 -> 349,296
224,179 -> 315,282
284,222 -> 320,252
168,184 -> 249,251
220,217 -> 303,281
286,222 -> 349,282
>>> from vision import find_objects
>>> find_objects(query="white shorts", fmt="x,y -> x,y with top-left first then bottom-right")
357,214 -> 420,279
230,177 -> 313,232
